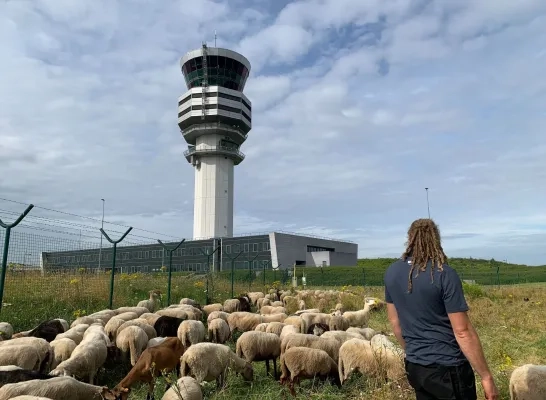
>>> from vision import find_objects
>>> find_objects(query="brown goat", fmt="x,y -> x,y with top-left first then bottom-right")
112,337 -> 185,400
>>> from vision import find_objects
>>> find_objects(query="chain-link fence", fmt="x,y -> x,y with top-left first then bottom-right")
1,201 -> 545,330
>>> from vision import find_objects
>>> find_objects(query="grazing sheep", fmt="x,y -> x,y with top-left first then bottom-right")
115,307 -> 149,317
370,334 -> 397,351
0,323 -> 13,340
237,296 -> 252,312
254,323 -> 269,332
308,323 -> 329,336
116,326 -> 149,366
283,316 -> 303,333
265,322 -> 286,337
50,325 -> 109,384
180,343 -> 253,388
139,313 -> 161,327
509,364 -> 546,400
260,305 -> 287,315
280,347 -> 341,396
69,317 -> 103,329
206,311 -> 229,324
156,309 -> 188,320
0,338 -> 53,373
223,299 -> 240,313
15,320 -> 65,343
0,369 -> 54,388
153,316 -> 185,338
161,376 -> 202,400
227,312 -> 287,333
49,339 -> 76,370
346,327 -> 377,340
116,319 -> 157,341
321,330 -> 364,344
247,292 -> 265,306
177,321 -> 205,348
338,338 -> 404,384
279,325 -> 299,342
137,290 -> 162,313
54,325 -> 88,345
298,300 -> 306,311
270,301 -> 283,307
236,331 -> 281,379
87,310 -> 117,325
256,298 -> 270,309
0,376 -> 118,400
105,317 -> 127,342
281,333 -> 341,362
179,298 -> 200,308
113,337 -> 185,400
8,396 -> 54,400
170,305 -> 202,321
202,304 -> 223,315
0,345 -> 41,371
300,313 -> 332,334
294,308 -> 320,316
207,319 -> 230,344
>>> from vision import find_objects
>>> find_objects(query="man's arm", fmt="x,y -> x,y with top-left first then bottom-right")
448,311 -> 492,379
386,303 -> 405,350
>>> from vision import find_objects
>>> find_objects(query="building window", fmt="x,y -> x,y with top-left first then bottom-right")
226,245 -> 231,254
263,242 -> 270,251
218,104 -> 241,114
253,260 -> 258,269
241,98 -> 251,111
244,243 -> 249,253
181,248 -> 186,256
253,243 -> 258,252
145,251 -> 149,259
233,244 -> 240,253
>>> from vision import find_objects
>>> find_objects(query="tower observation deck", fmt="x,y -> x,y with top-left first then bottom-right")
178,45 -> 252,239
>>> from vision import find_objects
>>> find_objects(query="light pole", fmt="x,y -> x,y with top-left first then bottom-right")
425,188 -> 430,218
98,199 -> 105,271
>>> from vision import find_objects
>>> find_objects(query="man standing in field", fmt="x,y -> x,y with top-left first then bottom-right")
384,218 -> 499,400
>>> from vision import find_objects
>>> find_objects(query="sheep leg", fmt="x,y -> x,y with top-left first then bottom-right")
288,379 -> 296,397
265,359 -> 270,376
146,382 -> 155,400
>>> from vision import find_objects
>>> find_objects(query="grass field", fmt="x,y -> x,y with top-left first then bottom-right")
1,263 -> 545,399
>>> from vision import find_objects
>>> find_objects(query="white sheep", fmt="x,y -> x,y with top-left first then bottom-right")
509,364 -> 546,400
247,292 -> 265,306
202,303 -> 223,315
180,343 -> 253,388
281,333 -> 341,362
207,319 -> 230,344
227,312 -> 287,333
50,338 -> 77,369
169,305 -> 202,321
50,325 -> 108,384
139,313 -> 161,327
206,311 -> 229,324
321,330 -> 364,344
0,345 -> 41,370
104,317 -> 128,342
116,326 -> 148,366
270,301 -> 283,307
294,308 -> 320,316
116,319 -> 157,341
265,322 -> 285,337
283,316 -> 303,333
0,376 -> 118,400
346,327 -> 377,340
341,299 -> 376,327
300,312 -> 332,334
279,325 -> 299,342
53,319 -> 69,332
177,321 -> 205,348
370,334 -> 397,352
260,305 -> 287,315
156,308 -> 188,320
329,315 -> 349,331
69,317 -> 103,329
236,331 -> 281,379
161,376 -> 202,400
179,298 -> 200,308
280,347 -> 341,396
0,323 -> 13,340
55,324 -> 88,345
137,290 -> 161,313
256,298 -> 270,309
115,307 -> 149,316
9,396 -> 54,400
223,299 -> 240,313
0,337 -> 53,373
254,323 -> 269,332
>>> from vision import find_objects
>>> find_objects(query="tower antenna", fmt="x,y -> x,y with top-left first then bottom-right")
214,30 -> 217,47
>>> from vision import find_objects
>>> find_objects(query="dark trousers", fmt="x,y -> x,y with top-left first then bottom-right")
405,360 -> 477,400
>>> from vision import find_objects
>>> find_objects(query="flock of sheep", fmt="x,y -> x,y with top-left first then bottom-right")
0,288 -> 543,399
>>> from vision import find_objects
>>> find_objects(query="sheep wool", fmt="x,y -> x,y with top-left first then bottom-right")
137,290 -> 161,313
49,338 -> 77,370
346,327 -> 377,340
236,331 -> 281,379
207,319 -> 230,345
223,299 -> 240,313
146,337 -> 167,349
279,325 -> 299,342
0,345 -> 41,371
116,319 -> 157,341
509,364 -> 546,400
0,376 -> 118,400
161,376 -> 202,400
180,343 -> 253,388
281,333 -> 341,362
321,330 -> 364,344
116,326 -> 149,366
207,311 -> 230,324
0,338 -> 53,373
0,323 -> 13,341
114,307 -> 149,317
139,313 -> 161,327
177,321 -> 205,348
265,322 -> 285,337
202,304 -> 223,315
254,323 -> 269,332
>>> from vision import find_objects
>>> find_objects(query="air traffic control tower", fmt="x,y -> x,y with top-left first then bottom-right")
178,44 -> 252,240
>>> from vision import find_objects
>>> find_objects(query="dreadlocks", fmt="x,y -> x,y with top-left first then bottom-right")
401,218 -> 448,294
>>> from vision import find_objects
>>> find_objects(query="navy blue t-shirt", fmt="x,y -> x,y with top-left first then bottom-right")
384,257 -> 469,366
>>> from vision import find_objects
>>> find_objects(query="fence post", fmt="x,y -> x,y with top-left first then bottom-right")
100,227 -> 132,310
158,239 -> 186,306
200,246 -> 220,305
0,205 -> 34,313
225,250 -> 244,298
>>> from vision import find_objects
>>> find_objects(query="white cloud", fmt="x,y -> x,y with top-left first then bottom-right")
1,0 -> 545,266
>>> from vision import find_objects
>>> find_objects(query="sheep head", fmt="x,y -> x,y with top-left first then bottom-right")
241,362 -> 254,381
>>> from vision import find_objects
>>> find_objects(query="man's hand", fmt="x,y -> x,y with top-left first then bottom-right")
481,376 -> 499,400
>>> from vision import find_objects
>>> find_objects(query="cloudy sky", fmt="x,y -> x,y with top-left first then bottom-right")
1,0 -> 545,265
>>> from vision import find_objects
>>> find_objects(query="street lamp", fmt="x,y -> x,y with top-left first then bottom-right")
425,188 -> 431,218
98,199 -> 105,271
